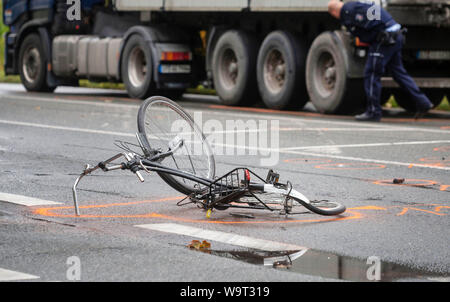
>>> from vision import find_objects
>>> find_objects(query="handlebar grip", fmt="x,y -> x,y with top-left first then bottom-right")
248,183 -> 265,191
135,171 -> 145,182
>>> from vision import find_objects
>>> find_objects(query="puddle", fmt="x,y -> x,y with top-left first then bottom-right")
193,248 -> 448,282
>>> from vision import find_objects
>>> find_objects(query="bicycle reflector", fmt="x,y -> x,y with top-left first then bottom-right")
245,169 -> 251,182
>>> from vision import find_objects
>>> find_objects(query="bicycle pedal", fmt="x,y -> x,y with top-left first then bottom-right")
206,209 -> 212,219
265,169 -> 280,184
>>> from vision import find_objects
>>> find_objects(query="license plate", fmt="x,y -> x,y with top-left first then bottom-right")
159,64 -> 191,74
416,50 -> 450,60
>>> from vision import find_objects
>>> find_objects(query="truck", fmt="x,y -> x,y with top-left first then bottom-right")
3,0 -> 450,114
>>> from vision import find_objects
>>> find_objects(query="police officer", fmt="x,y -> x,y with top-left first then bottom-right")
328,0 -> 433,121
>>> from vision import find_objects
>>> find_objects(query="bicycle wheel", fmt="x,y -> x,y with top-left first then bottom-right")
241,184 -> 345,216
292,198 -> 346,216
137,96 -> 215,195
237,192 -> 310,214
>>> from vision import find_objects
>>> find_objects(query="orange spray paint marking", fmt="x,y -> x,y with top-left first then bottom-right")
433,146 -> 450,152
33,196 -> 183,218
148,210 -> 364,225
372,179 -> 438,187
350,206 -> 387,211
434,206 -> 450,213
396,207 -> 446,217
440,185 -> 450,192
419,157 -> 450,163
396,208 -> 409,216
416,157 -> 450,168
32,197 -> 365,225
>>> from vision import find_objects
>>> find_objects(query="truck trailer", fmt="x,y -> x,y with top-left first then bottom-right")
3,0 -> 450,114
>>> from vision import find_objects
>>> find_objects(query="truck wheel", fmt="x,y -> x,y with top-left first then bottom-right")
212,30 -> 259,105
19,34 -> 55,92
256,31 -> 307,110
393,88 -> 444,112
121,35 -> 154,99
306,32 -> 364,114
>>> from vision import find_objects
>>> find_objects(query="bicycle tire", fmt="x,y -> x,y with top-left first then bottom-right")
137,96 -> 215,195
292,198 -> 346,216
237,192 -> 307,214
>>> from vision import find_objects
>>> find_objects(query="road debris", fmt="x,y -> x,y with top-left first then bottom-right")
187,240 -> 211,251
393,178 -> 405,184
229,212 -> 255,219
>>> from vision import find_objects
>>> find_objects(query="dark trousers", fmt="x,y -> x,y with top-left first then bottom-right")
364,34 -> 431,116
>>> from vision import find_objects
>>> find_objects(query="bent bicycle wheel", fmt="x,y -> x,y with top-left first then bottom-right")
239,192 -> 345,216
137,96 -> 215,195
292,198 -> 346,216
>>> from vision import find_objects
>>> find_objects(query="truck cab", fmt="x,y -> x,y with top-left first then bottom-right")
2,0 -> 194,97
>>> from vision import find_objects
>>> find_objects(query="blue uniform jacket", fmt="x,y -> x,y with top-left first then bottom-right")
340,1 -> 398,44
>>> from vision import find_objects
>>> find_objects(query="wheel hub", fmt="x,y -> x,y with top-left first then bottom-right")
315,51 -> 337,97
220,49 -> 239,90
324,66 -> 336,86
264,49 -> 286,94
23,47 -> 41,84
128,46 -> 147,88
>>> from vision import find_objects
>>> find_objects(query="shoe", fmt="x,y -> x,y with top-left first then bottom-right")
414,102 -> 433,119
355,112 -> 381,122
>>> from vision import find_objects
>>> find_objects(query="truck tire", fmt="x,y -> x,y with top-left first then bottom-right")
306,32 -> 365,114
212,30 -> 259,106
121,34 -> 154,99
256,31 -> 308,110
18,34 -> 55,92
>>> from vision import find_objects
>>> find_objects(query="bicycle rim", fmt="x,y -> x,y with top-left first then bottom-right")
237,193 -> 310,214
137,96 -> 215,194
293,198 -> 346,216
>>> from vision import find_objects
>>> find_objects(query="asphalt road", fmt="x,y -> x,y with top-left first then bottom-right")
0,83 -> 449,282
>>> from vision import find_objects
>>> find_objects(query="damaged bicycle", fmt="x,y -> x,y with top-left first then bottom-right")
72,96 -> 346,218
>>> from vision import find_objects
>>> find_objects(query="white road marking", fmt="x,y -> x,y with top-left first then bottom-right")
1,118 -> 449,170
205,127 -> 420,134
0,268 -> 40,281
2,117 -> 447,151
2,93 -> 450,134
0,192 -> 62,206
281,140 -> 450,151
136,223 -> 307,252
0,93 -> 136,110
273,127 -> 427,132
427,277 -> 450,282
0,119 -> 135,138
287,150 -> 450,171
0,119 -> 397,140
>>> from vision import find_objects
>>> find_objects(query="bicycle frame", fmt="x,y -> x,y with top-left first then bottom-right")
71,94 -> 347,217
71,130 -> 318,217
72,151 -> 313,218
72,151 -> 214,216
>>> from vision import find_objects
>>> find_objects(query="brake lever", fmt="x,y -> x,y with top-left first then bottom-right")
124,153 -> 145,183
